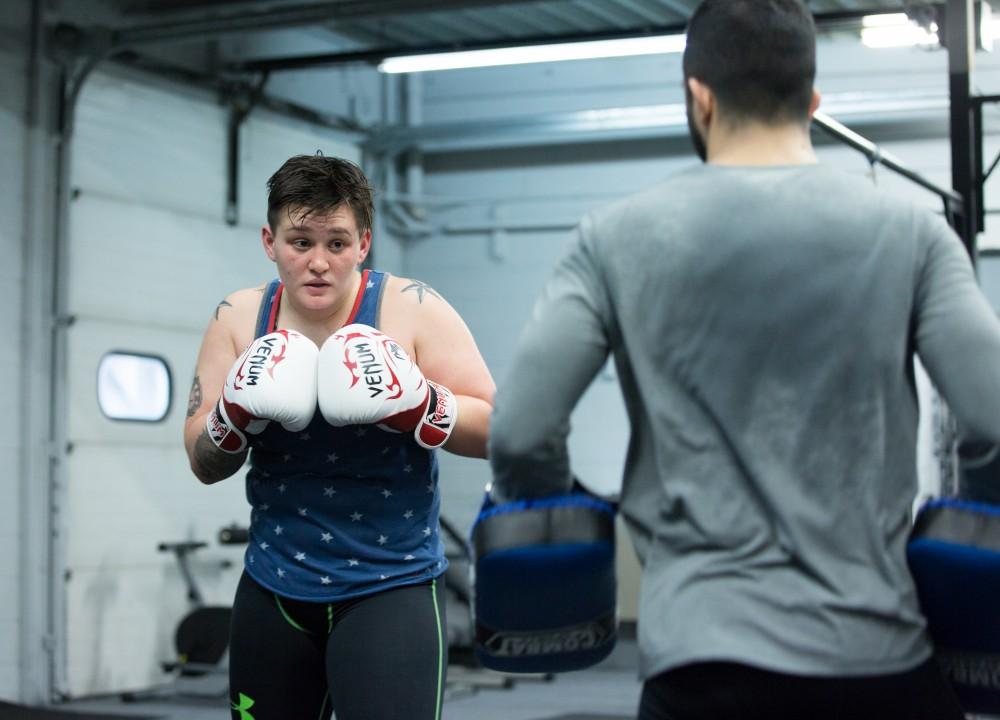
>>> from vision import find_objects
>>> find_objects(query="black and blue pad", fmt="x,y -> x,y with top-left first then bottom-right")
907,497 -> 1000,714
470,490 -> 617,673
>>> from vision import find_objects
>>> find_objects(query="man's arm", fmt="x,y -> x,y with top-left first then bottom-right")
183,295 -> 248,484
412,293 -> 496,459
488,221 -> 612,500
915,214 -> 1000,441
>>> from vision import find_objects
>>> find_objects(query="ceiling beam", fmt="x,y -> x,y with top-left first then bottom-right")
226,7 -> 908,73
111,0 -> 551,47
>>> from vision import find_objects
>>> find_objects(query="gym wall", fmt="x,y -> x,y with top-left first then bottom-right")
58,68 -> 363,697
1,6 -> 31,702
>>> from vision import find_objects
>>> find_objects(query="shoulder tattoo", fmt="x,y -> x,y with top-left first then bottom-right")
214,299 -> 233,320
401,281 -> 441,304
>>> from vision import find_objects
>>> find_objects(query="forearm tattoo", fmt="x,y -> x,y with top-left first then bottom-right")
186,375 -> 203,418
401,281 -> 441,304
192,431 -> 246,482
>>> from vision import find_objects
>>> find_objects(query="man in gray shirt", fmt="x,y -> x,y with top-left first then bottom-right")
489,1 -> 1000,718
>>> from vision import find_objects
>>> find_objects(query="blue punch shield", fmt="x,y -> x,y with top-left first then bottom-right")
908,498 -> 1000,714
470,491 -> 617,673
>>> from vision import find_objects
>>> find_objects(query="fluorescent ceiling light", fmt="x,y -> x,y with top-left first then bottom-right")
861,12 -> 939,48
378,34 -> 687,73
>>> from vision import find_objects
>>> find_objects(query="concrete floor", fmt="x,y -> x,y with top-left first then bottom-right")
43,639 -> 999,720
57,640 -> 643,720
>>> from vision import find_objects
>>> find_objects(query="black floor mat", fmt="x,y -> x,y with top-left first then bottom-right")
0,701 -> 160,720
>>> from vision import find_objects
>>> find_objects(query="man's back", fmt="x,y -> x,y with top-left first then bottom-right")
512,162 -> 1000,679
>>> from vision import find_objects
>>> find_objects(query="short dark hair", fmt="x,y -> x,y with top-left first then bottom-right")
266,154 -> 375,234
683,0 -> 816,124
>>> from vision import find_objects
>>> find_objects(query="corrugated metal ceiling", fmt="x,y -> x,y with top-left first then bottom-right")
337,0 -> 912,49
41,0 -> 934,111
97,0 -> 920,61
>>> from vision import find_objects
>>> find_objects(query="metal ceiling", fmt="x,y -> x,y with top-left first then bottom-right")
41,0 -> 943,160
53,0 -> 923,74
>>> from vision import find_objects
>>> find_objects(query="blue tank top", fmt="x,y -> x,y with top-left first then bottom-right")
242,269 -> 447,601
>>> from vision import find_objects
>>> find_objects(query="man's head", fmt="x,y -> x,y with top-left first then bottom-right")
266,154 -> 374,235
683,0 -> 817,159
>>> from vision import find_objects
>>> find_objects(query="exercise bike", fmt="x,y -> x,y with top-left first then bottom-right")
122,524 -> 248,702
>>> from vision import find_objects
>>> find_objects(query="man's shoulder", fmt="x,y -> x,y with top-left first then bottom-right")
582,165 -> 706,239
610,165 -> 705,210
596,162 -> 924,217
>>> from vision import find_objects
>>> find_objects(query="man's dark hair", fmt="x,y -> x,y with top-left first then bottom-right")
266,153 -> 375,234
683,0 -> 817,124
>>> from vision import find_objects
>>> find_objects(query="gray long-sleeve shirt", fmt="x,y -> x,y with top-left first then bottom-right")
488,162 -> 1000,680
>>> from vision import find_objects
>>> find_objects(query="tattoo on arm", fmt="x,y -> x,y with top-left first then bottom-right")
192,431 -> 247,483
186,375 -> 203,418
214,299 -> 233,320
401,281 -> 441,304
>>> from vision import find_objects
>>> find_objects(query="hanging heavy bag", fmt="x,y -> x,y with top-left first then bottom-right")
470,484 -> 618,673
907,497 -> 1000,714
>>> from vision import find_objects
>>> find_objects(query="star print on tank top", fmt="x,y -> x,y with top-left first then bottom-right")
242,270 -> 447,602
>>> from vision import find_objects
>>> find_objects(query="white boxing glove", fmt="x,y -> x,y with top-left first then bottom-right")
207,330 -> 319,453
317,323 -> 458,449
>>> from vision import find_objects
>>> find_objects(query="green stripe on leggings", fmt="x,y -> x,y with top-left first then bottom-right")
432,579 -> 444,720
274,595 -> 311,634
316,692 -> 330,720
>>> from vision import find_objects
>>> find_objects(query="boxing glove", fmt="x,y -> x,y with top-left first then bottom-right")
471,484 -> 618,673
317,323 -> 458,449
207,330 -> 319,453
908,497 -> 1000,714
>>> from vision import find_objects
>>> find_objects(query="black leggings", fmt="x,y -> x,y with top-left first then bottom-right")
228,572 -> 447,720
638,659 -> 967,720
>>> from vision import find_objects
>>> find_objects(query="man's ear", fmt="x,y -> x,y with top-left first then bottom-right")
808,88 -> 821,119
262,224 -> 277,262
687,77 -> 715,126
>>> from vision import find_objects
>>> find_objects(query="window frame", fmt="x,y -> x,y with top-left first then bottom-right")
96,350 -> 173,424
